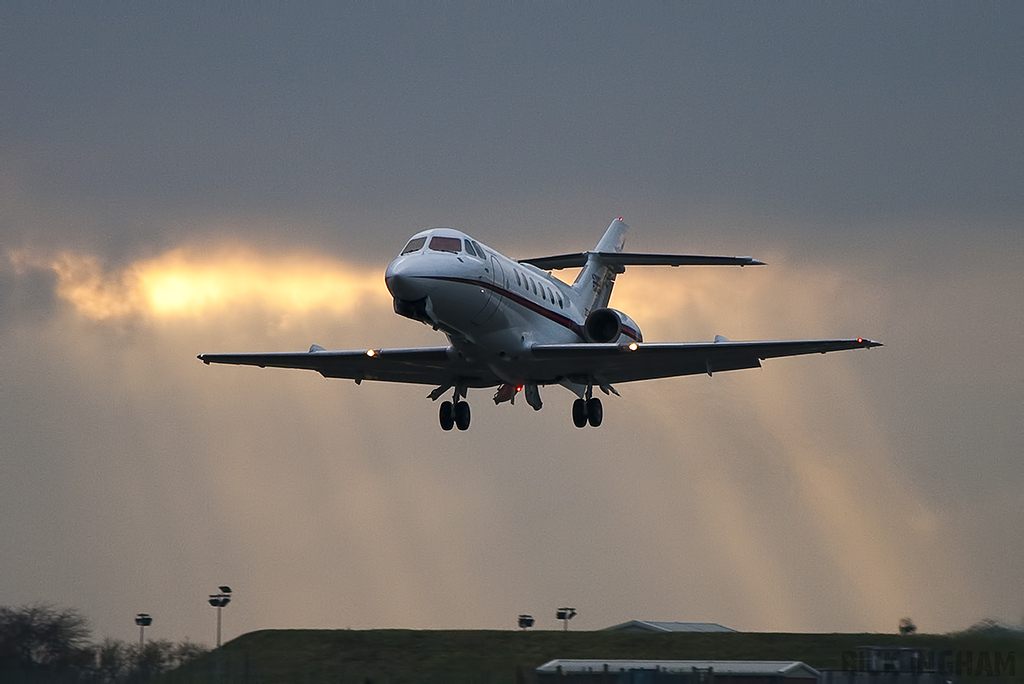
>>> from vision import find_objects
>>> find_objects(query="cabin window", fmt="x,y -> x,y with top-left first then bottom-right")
428,236 -> 462,253
557,294 -> 563,308
531,279 -> 537,295
541,287 -> 547,301
515,271 -> 521,286
546,287 -> 553,302
401,237 -> 426,254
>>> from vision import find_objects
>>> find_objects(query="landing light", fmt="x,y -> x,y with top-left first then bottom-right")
366,349 -> 377,357
628,342 -> 638,351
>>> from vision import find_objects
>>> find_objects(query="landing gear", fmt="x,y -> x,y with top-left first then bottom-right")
439,401 -> 455,431
439,397 -> 471,431
572,399 -> 588,428
572,396 -> 603,427
454,401 -> 471,431
586,397 -> 603,427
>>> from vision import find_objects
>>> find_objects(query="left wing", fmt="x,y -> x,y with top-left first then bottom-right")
525,337 -> 882,384
198,346 -> 498,387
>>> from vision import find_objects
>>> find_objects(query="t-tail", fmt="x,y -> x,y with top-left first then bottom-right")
572,217 -> 629,315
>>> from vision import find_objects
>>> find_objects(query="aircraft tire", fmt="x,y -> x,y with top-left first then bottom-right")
586,397 -> 603,427
454,401 -> 471,431
572,398 -> 588,428
439,401 -> 455,431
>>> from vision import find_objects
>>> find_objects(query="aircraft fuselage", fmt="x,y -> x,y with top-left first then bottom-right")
384,227 -> 603,375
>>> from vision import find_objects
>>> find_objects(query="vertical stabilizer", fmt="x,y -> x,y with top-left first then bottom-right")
572,217 -> 628,315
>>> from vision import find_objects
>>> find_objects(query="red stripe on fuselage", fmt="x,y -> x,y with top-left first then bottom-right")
429,276 -> 585,337
427,275 -> 641,343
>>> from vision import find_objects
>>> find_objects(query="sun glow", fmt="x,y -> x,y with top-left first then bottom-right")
8,246 -> 389,321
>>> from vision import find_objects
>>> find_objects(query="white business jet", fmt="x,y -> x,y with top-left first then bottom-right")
199,218 -> 880,431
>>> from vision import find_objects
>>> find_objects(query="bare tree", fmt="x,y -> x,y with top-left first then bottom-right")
0,603 -> 92,670
0,604 -> 209,683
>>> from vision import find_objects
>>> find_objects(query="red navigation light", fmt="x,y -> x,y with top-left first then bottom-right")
857,338 -> 864,344
516,384 -> 524,392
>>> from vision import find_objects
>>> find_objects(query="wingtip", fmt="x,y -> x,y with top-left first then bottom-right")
857,338 -> 883,348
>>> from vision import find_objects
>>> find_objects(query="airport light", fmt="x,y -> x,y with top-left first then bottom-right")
208,586 -> 232,647
556,607 -> 577,631
518,614 -> 535,630
134,613 -> 152,663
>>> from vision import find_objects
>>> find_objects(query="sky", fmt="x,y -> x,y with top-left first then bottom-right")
1,3 -> 1023,646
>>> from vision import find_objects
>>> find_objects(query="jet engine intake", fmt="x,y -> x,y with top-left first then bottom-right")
584,308 -> 643,344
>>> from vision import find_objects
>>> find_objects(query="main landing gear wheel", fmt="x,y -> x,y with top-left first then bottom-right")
572,398 -> 588,428
439,401 -> 455,431
586,397 -> 603,427
440,400 -> 471,431
454,401 -> 471,431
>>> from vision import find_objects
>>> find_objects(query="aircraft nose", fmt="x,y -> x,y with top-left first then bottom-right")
384,257 -> 425,301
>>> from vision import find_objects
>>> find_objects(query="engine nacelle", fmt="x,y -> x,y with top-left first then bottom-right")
584,308 -> 643,344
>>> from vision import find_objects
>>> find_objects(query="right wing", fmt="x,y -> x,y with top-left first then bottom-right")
198,346 -> 497,387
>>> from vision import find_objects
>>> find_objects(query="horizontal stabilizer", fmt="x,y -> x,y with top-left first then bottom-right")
520,251 -> 765,270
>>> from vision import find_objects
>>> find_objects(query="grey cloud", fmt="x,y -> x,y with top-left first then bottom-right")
1,3 -> 1022,643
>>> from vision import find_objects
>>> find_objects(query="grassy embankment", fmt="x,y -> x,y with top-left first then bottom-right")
157,629 -> 1023,684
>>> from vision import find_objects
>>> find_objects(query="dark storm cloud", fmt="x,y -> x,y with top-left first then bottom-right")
3,4 -> 1022,254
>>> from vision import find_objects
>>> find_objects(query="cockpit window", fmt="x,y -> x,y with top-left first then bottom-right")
465,240 -> 480,258
401,237 -> 426,254
428,236 -> 462,253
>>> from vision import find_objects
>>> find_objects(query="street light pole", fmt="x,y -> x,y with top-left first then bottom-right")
208,586 -> 232,647
134,614 -> 152,670
556,607 -> 577,632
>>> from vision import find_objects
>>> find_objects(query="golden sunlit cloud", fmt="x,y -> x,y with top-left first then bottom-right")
8,246 -> 389,321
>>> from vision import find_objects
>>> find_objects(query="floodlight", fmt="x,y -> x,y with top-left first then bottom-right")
518,614 -> 534,629
210,586 -> 233,647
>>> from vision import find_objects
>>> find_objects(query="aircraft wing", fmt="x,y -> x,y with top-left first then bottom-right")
199,338 -> 880,388
198,346 -> 495,386
527,338 -> 882,384
520,251 -> 765,270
